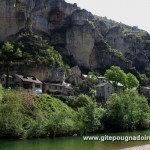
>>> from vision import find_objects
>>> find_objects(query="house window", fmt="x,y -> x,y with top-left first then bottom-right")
51,85 -> 56,90
51,86 -> 54,90
23,84 -> 30,89
35,84 -> 40,88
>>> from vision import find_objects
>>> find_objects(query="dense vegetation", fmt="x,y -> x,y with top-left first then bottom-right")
0,82 -> 150,139
0,86 -> 104,138
0,33 -> 70,72
1,34 -> 65,67
103,90 -> 150,131
104,66 -> 139,91
0,34 -> 70,88
0,32 -> 149,139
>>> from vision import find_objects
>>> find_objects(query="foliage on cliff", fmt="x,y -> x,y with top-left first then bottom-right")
14,33 -> 64,67
0,34 -> 65,67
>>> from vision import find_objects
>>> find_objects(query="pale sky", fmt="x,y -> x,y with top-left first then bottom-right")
65,0 -> 150,33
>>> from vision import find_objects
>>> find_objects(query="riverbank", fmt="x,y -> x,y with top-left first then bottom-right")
0,86 -> 150,139
1,130 -> 150,150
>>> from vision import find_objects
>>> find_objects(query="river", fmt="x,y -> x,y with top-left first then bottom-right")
1,130 -> 150,150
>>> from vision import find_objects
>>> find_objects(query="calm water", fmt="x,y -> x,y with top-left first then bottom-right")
1,131 -> 150,150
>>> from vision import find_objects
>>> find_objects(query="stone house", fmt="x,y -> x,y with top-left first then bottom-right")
96,77 -> 124,102
140,86 -> 150,99
43,82 -> 74,96
0,74 -> 14,88
14,74 -> 42,93
96,77 -> 114,102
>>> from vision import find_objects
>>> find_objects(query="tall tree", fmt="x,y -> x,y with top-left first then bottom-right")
104,66 -> 127,91
102,90 -> 150,131
0,42 -> 22,88
104,66 -> 139,91
126,73 -> 139,89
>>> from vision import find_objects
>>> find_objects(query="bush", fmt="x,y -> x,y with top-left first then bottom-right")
76,94 -> 104,133
0,90 -> 24,138
102,90 -> 150,131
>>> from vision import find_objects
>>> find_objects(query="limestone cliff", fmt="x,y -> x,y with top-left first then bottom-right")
0,0 -> 149,71
0,63 -> 65,83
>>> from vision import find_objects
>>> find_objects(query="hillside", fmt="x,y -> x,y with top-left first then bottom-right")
0,0 -> 149,74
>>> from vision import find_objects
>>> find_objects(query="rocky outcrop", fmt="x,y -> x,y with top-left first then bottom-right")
0,64 -> 65,83
0,0 -> 149,71
66,23 -> 95,68
90,40 -> 132,69
105,25 -> 149,68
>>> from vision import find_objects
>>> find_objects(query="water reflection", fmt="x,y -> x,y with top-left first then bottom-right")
0,130 -> 150,150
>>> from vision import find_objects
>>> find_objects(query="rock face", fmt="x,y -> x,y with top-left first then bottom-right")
105,25 -> 149,69
66,23 -> 95,68
0,0 -> 149,70
0,64 -> 65,83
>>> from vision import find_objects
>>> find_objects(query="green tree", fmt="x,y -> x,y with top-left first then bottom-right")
85,72 -> 98,97
105,66 -> 140,91
102,90 -> 150,131
15,33 -> 65,67
0,90 -> 24,138
126,73 -> 139,89
86,72 -> 98,88
104,66 -> 127,91
0,42 -> 23,88
77,94 -> 104,133
76,94 -> 92,107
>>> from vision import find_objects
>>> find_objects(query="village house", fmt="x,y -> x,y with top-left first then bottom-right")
0,74 -> 14,88
0,73 -> 74,96
13,74 -> 42,93
96,77 -> 124,102
43,82 -> 74,96
96,77 -> 114,102
140,86 -> 150,99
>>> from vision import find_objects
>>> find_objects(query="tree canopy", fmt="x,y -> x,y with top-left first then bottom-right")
126,73 -> 139,89
0,42 -> 23,63
0,42 -> 23,88
104,66 -> 139,91
102,90 -> 150,131
0,34 -> 69,88
15,33 -> 64,67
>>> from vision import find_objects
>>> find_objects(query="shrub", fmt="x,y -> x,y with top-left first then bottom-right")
102,90 -> 150,131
